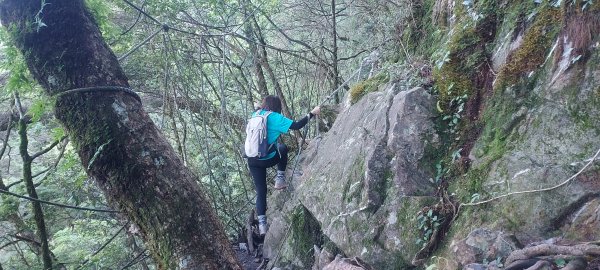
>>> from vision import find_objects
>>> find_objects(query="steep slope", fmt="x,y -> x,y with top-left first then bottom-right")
264,0 -> 600,269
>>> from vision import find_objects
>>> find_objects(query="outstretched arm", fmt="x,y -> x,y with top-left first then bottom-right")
289,106 -> 321,130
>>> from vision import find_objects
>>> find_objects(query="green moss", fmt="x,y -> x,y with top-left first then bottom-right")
568,97 -> 600,134
450,96 -> 521,200
342,157 -> 365,203
321,239 -> 342,256
433,5 -> 498,112
568,0 -> 600,12
347,216 -> 368,233
396,198 -> 437,253
458,167 -> 488,201
497,4 -> 562,87
290,206 -> 325,267
379,168 -> 393,203
425,5 -> 501,184
434,27 -> 475,106
349,72 -> 389,104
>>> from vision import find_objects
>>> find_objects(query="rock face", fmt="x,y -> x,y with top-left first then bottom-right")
441,3 -> 600,268
450,229 -> 519,266
264,85 -> 440,269
265,2 -> 600,269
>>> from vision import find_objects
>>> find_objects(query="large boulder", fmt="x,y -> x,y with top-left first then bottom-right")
264,84 -> 440,269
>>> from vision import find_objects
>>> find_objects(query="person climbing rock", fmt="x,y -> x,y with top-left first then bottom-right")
247,95 -> 320,235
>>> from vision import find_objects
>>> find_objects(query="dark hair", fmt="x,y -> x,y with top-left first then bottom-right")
261,95 -> 282,113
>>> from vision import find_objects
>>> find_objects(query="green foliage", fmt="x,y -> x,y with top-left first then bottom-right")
0,196 -> 18,220
433,18 -> 485,112
27,98 -> 52,123
51,126 -> 66,141
51,220 -> 129,268
440,93 -> 468,138
415,208 -> 443,248
403,0 -> 442,57
85,0 -> 120,44
349,72 -> 390,104
0,29 -> 35,95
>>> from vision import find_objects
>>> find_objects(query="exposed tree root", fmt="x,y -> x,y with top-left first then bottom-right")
505,243 -> 600,267
524,259 -> 551,270
411,187 -> 457,266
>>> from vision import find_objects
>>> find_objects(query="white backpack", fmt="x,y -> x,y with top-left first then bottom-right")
244,111 -> 272,158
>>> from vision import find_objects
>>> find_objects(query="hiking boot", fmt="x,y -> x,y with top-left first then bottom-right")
258,221 -> 268,235
274,170 -> 288,190
258,215 -> 268,235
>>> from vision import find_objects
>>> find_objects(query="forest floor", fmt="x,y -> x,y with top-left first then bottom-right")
234,244 -> 263,270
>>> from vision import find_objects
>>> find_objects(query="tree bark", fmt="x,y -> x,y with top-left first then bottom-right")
0,1 -> 241,269
331,0 -> 340,103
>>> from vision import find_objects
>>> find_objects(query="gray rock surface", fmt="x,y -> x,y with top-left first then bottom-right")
265,85 -> 440,269
266,13 -> 600,269
442,14 -> 600,268
450,229 -> 518,266
322,255 -> 368,270
312,245 -> 335,270
561,197 -> 600,241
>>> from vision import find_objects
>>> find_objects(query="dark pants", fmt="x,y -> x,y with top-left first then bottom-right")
248,143 -> 288,216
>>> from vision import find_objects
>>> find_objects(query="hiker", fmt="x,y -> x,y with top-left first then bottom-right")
247,95 -> 320,235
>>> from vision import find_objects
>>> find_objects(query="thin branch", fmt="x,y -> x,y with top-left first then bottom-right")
338,49 -> 368,61
258,8 -> 327,65
121,0 -> 161,25
0,239 -> 21,250
0,115 -> 13,190
0,188 -> 119,213
76,222 -> 129,270
5,181 -> 21,190
119,250 -> 149,270
30,136 -> 67,160
13,92 -> 25,120
13,234 -> 40,246
0,115 -> 13,160
118,25 -> 164,62
33,138 -> 69,186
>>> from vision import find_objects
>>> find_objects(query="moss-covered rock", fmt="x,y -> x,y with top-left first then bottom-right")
496,4 -> 562,87
442,1 -> 600,265
264,84 -> 440,268
268,0 -> 600,268
348,72 -> 389,104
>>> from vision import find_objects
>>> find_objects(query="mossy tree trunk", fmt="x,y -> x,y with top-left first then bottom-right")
0,1 -> 241,269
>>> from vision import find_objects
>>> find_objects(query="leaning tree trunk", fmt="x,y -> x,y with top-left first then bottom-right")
0,1 -> 241,269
